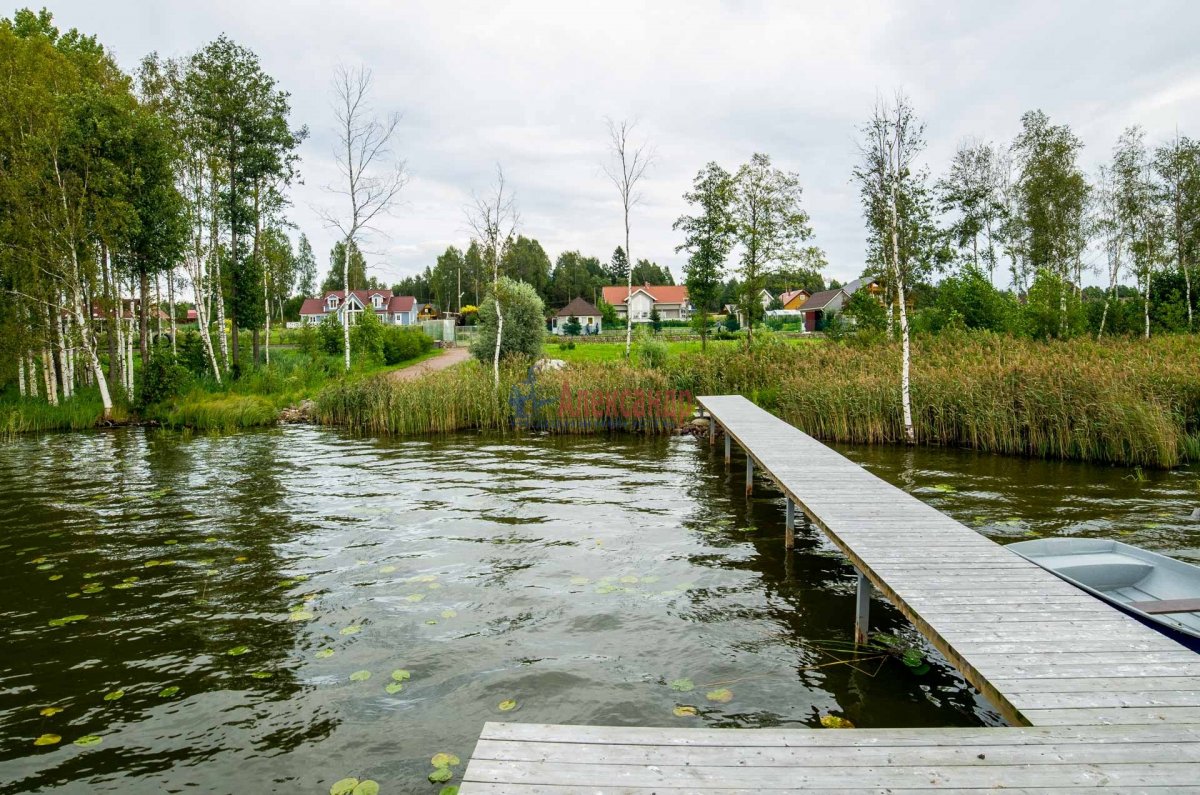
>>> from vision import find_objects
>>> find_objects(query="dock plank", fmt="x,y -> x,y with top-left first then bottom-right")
459,396 -> 1200,792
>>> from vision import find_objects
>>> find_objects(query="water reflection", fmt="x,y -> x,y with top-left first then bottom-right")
4,427 -> 1192,793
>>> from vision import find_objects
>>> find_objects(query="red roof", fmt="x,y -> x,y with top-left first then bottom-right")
601,284 -> 689,306
299,290 -> 418,316
779,289 -> 810,306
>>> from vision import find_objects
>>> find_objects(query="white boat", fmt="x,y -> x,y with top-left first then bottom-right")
1007,537 -> 1200,651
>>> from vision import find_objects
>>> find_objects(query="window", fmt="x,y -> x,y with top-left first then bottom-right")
372,295 -> 383,309
326,295 -> 339,310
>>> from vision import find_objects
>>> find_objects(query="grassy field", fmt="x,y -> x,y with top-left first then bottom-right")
544,337 -> 817,364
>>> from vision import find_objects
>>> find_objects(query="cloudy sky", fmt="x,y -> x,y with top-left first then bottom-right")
54,0 -> 1200,288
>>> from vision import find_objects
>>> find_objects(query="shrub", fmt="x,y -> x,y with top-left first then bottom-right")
470,277 -> 546,363
137,342 -> 190,410
381,326 -> 433,365
350,308 -> 385,365
637,334 -> 668,369
563,315 -> 582,336
296,324 -> 320,356
319,314 -> 344,355
723,313 -> 740,333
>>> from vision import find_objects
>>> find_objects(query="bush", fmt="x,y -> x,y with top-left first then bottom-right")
319,315 -> 344,355
723,313 -> 740,333
137,342 -> 191,410
563,315 -> 582,336
350,309 -> 385,365
637,333 -> 668,369
177,330 -> 210,377
296,324 -> 320,356
381,326 -> 433,365
470,277 -> 547,363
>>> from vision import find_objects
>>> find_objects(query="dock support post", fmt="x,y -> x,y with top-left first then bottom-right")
854,569 -> 872,646
724,433 -> 731,467
745,455 -> 753,496
709,416 -> 715,446
785,498 -> 795,550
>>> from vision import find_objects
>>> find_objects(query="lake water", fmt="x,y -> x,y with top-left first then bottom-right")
1,427 -> 1197,793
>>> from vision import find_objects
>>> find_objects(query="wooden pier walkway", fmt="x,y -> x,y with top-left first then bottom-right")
459,395 -> 1200,792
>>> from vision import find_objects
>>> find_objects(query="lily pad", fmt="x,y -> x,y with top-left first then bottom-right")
432,752 -> 461,768
112,583 -> 134,590
427,582 -> 442,590
349,670 -> 372,682
39,706 -> 64,717
497,698 -> 518,712
440,609 -> 458,619
673,705 -> 699,717
159,686 -> 180,698
820,714 -> 855,729
288,610 -> 315,622
234,556 -> 248,563
932,483 -> 956,493
330,778 -> 359,795
385,682 -> 405,694
439,788 -> 460,795
669,678 -> 694,692
391,669 -> 411,682
404,593 -> 425,603
226,645 -> 250,656
315,648 -> 335,659
251,671 -> 274,679
103,689 -> 124,701
428,767 -> 453,783
144,560 -> 161,567
48,614 -> 88,627
36,563 -> 55,571
205,537 -> 219,543
34,733 -> 61,746
619,575 -> 639,584
351,782 -> 379,795
73,734 -> 102,747
165,539 -> 178,545
339,625 -> 362,636
48,574 -> 64,581
705,688 -> 733,703
81,584 -> 104,594
413,574 -> 438,583
379,565 -> 397,574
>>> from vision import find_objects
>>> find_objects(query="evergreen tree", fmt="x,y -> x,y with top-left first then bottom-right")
608,246 -> 629,284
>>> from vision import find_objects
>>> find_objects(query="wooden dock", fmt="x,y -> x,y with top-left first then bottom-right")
459,395 -> 1200,792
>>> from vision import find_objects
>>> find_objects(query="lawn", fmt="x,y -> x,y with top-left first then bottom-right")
543,337 -> 817,364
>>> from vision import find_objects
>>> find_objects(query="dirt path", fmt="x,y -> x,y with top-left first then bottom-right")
387,346 -> 470,381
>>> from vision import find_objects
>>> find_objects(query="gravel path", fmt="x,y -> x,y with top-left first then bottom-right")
387,346 -> 470,381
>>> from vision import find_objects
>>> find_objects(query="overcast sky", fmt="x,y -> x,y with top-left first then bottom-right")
52,0 -> 1200,290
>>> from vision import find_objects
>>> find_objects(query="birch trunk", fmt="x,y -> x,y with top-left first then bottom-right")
67,280 -> 113,418
210,167 -> 229,369
17,352 -> 27,397
492,292 -> 503,387
1144,271 -> 1152,340
343,236 -> 352,371
42,349 -> 56,405
167,270 -> 177,356
624,219 -> 632,359
888,145 -> 914,444
52,304 -> 70,399
27,353 -> 38,398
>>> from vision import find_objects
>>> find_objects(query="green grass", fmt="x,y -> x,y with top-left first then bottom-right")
0,388 -> 127,435
544,337 -> 817,364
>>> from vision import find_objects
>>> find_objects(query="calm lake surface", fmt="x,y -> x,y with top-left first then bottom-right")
2,426 -> 1198,793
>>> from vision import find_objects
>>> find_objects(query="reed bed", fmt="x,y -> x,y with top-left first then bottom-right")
0,390 -> 121,435
318,332 -> 1200,468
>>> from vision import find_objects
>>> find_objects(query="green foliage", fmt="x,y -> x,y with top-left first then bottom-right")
549,251 -> 607,307
676,162 -> 735,349
637,333 -> 668,369
563,315 -> 582,336
136,343 -> 190,410
381,326 -> 433,365
933,265 -> 1017,333
318,315 -> 344,355
723,313 -> 740,333
349,308 -> 384,365
501,236 -> 552,301
1023,268 -> 1087,339
631,258 -> 673,286
842,291 -> 888,332
322,239 -> 372,291
608,246 -> 629,284
597,299 -> 619,327
470,277 -> 547,363
649,307 -> 662,333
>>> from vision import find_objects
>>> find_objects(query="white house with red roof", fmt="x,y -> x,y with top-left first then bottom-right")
299,290 -> 419,326
600,284 -> 691,322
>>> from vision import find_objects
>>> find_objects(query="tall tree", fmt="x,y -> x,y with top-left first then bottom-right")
1092,164 -> 1125,338
1011,109 -> 1090,335
319,64 -> 407,371
853,93 -> 938,444
674,162 -> 734,350
608,246 -> 629,285
549,251 -> 606,306
186,35 -> 305,375
321,240 -> 369,291
431,246 -> 465,312
730,152 -> 814,349
501,236 -> 552,301
1153,134 -> 1200,331
295,233 -> 317,296
603,118 -> 652,359
939,139 -> 1004,283
466,165 -> 518,387
1113,126 -> 1165,339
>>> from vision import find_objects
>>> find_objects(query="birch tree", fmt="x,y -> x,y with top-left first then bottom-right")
1113,126 -> 1165,339
602,119 -> 652,359
1153,134 -> 1200,331
1093,164 -> 1125,338
466,165 -> 519,387
319,64 -> 408,371
853,93 -> 933,445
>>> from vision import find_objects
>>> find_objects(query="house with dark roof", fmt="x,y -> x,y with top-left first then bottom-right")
601,284 -> 691,322
795,288 -> 849,332
299,290 -> 419,326
550,297 -> 602,335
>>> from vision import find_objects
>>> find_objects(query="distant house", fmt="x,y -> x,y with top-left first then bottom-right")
185,308 -> 198,323
796,288 -> 849,332
550,297 -> 602,335
779,289 -> 811,310
90,299 -> 169,324
842,276 -> 882,298
299,290 -> 419,326
417,303 -> 438,321
602,284 -> 691,322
